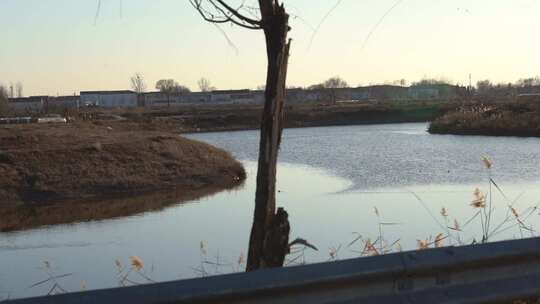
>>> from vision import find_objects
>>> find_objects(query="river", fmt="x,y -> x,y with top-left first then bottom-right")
2,122 -> 540,299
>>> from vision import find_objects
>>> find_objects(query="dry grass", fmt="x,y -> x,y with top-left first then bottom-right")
28,261 -> 73,296
79,101 -> 451,134
114,256 -> 154,286
0,123 -> 245,205
364,156 -> 536,253
191,241 -> 246,277
288,155 -> 538,266
0,122 -> 245,231
429,103 -> 540,137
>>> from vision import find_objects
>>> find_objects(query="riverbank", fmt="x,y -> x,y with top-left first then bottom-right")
98,101 -> 455,133
0,123 -> 245,207
429,102 -> 540,137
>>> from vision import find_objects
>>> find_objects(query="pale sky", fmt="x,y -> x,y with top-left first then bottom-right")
1,0 -> 539,96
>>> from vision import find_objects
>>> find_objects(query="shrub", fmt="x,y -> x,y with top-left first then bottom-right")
429,103 -> 540,137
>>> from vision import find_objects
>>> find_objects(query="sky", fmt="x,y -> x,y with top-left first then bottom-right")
0,0 -> 539,96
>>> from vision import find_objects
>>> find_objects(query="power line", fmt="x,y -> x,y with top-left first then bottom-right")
360,0 -> 404,51
94,0 -> 101,25
308,0 -> 343,51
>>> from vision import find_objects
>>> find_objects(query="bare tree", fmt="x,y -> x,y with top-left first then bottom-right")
15,82 -> 23,98
173,84 -> 190,93
8,82 -> 14,98
0,85 -> 7,99
198,77 -> 215,92
130,73 -> 147,94
323,76 -> 348,89
412,78 -> 452,86
190,0 -> 292,271
323,76 -> 348,104
477,80 -> 493,95
0,85 -> 8,114
156,79 -> 190,107
392,79 -> 407,86
156,79 -> 177,107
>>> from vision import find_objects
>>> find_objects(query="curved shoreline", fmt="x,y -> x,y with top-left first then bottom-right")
0,123 -> 246,230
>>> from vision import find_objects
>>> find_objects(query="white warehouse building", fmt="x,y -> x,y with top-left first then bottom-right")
80,90 -> 138,108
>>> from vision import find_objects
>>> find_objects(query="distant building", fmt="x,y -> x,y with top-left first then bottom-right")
408,87 -> 440,100
365,85 -> 409,100
8,96 -> 47,111
210,89 -> 264,104
142,89 -> 264,107
49,95 -> 80,109
143,91 -> 211,107
80,90 -> 137,108
4,84 -> 467,113
408,84 -> 461,100
183,92 -> 212,104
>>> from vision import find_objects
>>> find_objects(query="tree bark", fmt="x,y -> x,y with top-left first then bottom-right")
246,2 -> 291,271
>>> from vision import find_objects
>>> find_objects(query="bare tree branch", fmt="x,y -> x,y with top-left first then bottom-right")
212,23 -> 240,54
214,0 -> 261,25
189,0 -> 263,30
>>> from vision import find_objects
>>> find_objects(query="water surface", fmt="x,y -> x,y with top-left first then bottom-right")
2,123 -> 540,300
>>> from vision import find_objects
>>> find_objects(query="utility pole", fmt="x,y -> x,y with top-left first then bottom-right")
9,83 -> 13,99
468,73 -> 472,103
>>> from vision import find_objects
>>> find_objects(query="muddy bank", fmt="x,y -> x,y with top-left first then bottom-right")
0,123 -> 245,206
109,102 -> 454,133
429,103 -> 540,137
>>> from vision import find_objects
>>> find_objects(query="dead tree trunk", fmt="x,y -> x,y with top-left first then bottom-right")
246,2 -> 291,271
189,0 -> 292,271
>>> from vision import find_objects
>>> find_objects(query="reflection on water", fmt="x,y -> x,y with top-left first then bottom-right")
0,184 -> 243,232
2,123 -> 540,300
0,163 -> 351,299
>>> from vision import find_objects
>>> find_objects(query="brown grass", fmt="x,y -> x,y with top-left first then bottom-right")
0,122 -> 245,231
75,101 -> 452,134
429,102 -> 540,137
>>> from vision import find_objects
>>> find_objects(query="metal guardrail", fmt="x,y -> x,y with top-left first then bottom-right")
6,237 -> 540,304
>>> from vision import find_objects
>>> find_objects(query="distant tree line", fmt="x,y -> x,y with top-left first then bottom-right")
0,82 -> 24,99
474,77 -> 540,101
128,73 -> 540,104
301,76 -> 454,92
411,78 -> 452,86
129,73 -> 219,106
